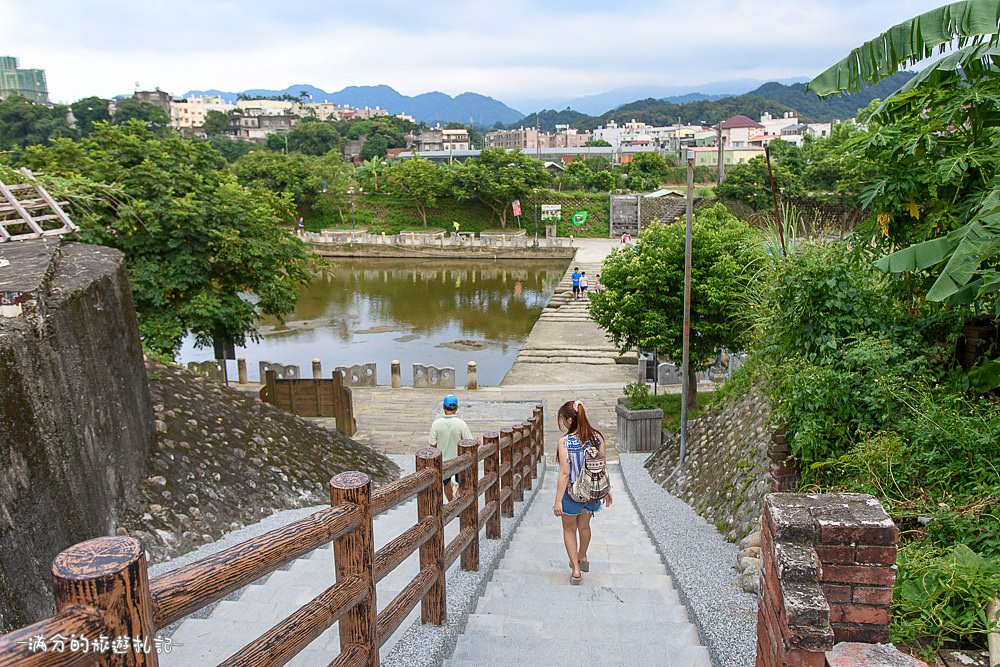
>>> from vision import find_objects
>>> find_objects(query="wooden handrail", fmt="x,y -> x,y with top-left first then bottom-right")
0,411 -> 545,667
152,504 -> 361,628
441,449 -> 474,481
376,565 -> 437,647
217,575 -> 367,667
371,468 -> 435,516
0,606 -> 107,667
373,517 -> 436,584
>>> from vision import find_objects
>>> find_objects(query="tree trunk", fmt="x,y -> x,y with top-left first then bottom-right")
685,368 -> 699,411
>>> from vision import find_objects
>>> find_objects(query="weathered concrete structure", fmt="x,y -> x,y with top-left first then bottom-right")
0,240 -> 155,631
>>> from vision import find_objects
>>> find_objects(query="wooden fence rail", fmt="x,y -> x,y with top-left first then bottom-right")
0,405 -> 546,667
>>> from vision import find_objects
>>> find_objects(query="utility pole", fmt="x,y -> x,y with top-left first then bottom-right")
679,150 -> 695,470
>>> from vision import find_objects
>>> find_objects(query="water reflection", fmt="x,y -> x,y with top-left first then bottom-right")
180,258 -> 568,386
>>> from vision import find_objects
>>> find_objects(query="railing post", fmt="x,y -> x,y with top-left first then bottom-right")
499,428 -> 514,517
51,536 -> 158,666
330,471 -> 377,667
534,404 -> 545,470
521,417 -> 535,491
237,357 -> 248,384
483,432 -> 501,539
458,439 -> 480,571
312,358 -> 322,379
512,424 -> 526,503
416,448 -> 446,625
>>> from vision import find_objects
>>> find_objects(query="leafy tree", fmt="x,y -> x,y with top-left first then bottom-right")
589,204 -> 765,406
208,135 -> 251,162
453,148 -> 549,227
113,98 -> 169,127
70,96 -> 111,136
625,152 -> 671,191
0,95 -> 75,149
584,139 -> 611,147
284,118 -> 342,156
715,155 -> 804,210
20,122 -> 310,356
385,158 -> 452,226
201,109 -> 232,137
232,150 -> 341,215
360,135 -> 389,160
808,0 -> 1000,316
356,157 -> 387,193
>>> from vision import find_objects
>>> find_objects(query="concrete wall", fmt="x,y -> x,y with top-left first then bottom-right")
0,241 -> 154,631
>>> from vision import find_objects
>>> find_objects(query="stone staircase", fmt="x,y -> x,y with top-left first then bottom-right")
162,462 -> 461,666
444,466 -> 711,667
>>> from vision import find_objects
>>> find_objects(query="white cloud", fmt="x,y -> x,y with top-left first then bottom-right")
0,0 -> 950,106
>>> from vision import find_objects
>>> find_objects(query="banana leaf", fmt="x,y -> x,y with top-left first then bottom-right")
808,0 -> 1000,97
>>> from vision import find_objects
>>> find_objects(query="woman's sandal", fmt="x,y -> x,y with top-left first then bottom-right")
579,559 -> 590,572
570,573 -> 582,585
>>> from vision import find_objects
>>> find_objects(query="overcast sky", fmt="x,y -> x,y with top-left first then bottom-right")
1,0 -> 947,110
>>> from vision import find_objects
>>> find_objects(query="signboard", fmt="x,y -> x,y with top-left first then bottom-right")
541,204 -> 562,221
511,200 -> 522,217
213,337 -> 236,361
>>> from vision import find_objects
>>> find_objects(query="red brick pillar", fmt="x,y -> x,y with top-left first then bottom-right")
756,493 -> 899,667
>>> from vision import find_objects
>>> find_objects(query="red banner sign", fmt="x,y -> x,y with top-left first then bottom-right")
511,200 -> 522,217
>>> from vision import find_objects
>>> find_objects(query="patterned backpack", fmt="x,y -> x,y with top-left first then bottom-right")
570,445 -> 610,503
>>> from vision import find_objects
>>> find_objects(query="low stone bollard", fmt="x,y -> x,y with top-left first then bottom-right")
335,363 -> 377,387
413,364 -> 455,389
466,361 -> 477,390
237,357 -> 248,384
312,359 -> 322,379
391,360 -> 401,388
259,361 -> 300,381
657,362 -> 683,385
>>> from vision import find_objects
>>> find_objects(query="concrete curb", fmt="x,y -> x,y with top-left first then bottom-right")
617,454 -> 757,667
381,460 -> 547,667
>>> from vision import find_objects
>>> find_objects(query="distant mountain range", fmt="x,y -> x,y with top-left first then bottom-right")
510,73 -> 916,132
181,84 -> 524,127
510,78 -> 809,116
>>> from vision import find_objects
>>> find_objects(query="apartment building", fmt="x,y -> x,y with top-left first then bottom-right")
484,125 -> 592,150
0,56 -> 47,102
169,95 -> 234,129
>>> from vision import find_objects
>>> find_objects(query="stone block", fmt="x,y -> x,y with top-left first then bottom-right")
334,362 -> 377,387
820,564 -> 897,587
187,360 -> 225,383
412,364 -> 455,389
657,361 -> 683,384
825,641 -> 926,666
258,361 -> 300,380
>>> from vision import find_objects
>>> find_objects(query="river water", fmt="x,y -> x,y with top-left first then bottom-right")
179,258 -> 568,386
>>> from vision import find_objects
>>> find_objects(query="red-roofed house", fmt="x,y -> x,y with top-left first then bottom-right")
719,114 -> 765,147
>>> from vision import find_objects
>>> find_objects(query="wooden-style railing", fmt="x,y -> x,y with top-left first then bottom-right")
0,406 -> 546,667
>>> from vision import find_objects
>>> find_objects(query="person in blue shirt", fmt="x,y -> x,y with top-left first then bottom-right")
571,267 -> 581,300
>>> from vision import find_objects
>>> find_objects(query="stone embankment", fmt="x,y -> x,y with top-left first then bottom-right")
644,391 -> 773,592
120,360 -> 399,563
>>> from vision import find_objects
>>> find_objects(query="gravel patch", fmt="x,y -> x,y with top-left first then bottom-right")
619,453 -> 757,667
381,461 -> 547,667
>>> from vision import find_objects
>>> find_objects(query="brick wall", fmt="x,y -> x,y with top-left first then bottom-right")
756,493 -> 904,667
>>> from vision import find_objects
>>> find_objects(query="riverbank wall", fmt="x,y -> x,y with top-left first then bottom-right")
308,243 -> 576,260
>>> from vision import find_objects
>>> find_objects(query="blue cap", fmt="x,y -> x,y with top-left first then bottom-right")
443,394 -> 459,410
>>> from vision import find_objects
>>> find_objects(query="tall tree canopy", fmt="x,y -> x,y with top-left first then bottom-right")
453,148 -> 549,227
19,122 -> 310,356
589,204 -> 765,406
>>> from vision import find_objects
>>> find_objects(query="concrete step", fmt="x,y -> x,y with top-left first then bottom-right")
479,580 -> 682,605
445,637 -> 711,667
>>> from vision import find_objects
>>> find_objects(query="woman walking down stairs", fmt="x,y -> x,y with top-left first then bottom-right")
443,465 -> 711,667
